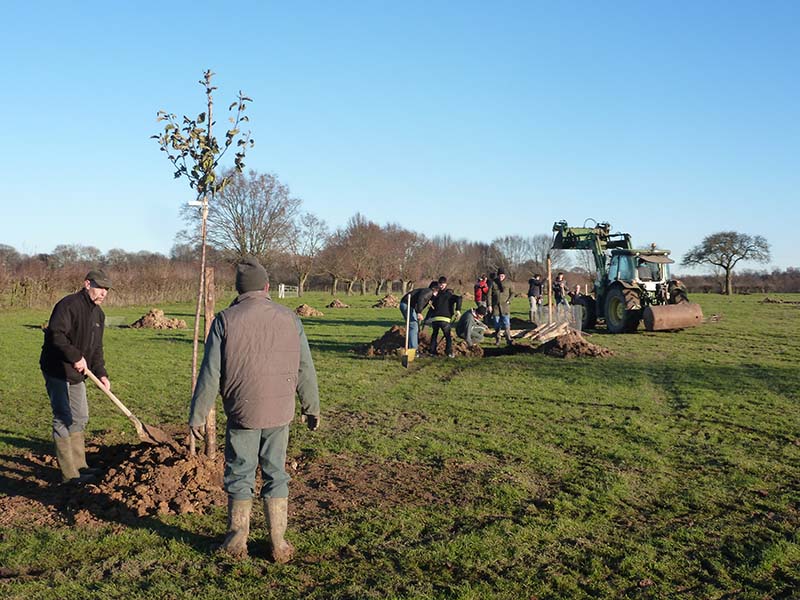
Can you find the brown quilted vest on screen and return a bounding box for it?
[218,291,301,428]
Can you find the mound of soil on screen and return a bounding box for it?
[373,294,400,308]
[130,309,187,330]
[536,330,614,359]
[295,304,324,317]
[360,325,406,356]
[762,297,800,305]
[0,433,506,530]
[358,325,483,357]
[326,298,350,308]
[94,442,225,517]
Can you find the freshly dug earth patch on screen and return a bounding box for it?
[130,308,187,329]
[372,294,399,308]
[326,298,350,308]
[0,437,225,526]
[296,304,324,317]
[536,330,614,358]
[762,297,800,305]
[0,437,502,529]
[358,325,483,357]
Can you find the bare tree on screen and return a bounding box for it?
[317,229,350,295]
[181,169,302,268]
[340,214,381,295]
[287,212,329,295]
[682,231,771,295]
[490,235,534,280]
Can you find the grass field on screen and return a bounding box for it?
[1,291,798,599]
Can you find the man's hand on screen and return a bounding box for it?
[301,414,320,431]
[189,424,206,440]
[73,357,87,373]
[99,376,111,391]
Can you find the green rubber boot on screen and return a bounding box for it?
[265,497,295,564]
[69,431,101,476]
[54,436,81,482]
[218,498,251,559]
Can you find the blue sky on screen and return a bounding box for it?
[2,1,798,271]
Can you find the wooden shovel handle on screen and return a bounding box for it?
[84,368,134,418]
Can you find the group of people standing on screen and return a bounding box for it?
[400,269,582,356]
[399,269,519,355]
[526,271,572,321]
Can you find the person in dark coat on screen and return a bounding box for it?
[527,274,543,322]
[488,269,514,345]
[399,281,439,350]
[40,270,113,483]
[428,276,462,357]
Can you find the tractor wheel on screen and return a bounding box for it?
[670,290,689,304]
[604,287,642,333]
[572,296,597,330]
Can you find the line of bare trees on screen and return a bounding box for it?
[4,169,797,308]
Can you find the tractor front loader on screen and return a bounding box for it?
[551,220,703,333]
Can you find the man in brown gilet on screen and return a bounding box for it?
[189,257,320,562]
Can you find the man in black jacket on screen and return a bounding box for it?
[40,270,112,483]
[400,281,439,351]
[428,276,462,357]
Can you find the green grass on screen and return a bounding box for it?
[1,292,799,599]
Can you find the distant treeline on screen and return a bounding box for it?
[1,241,796,309]
[678,269,800,295]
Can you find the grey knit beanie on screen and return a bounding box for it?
[235,256,269,293]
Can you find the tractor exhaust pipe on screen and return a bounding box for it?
[643,302,704,331]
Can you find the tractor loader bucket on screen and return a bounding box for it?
[643,302,704,331]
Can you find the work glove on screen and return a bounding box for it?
[189,424,206,440]
[301,413,320,431]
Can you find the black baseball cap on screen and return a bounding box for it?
[85,270,113,289]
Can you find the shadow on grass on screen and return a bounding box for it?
[0,431,52,454]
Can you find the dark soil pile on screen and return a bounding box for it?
[360,325,406,356]
[0,435,504,530]
[295,304,324,317]
[91,442,226,517]
[326,298,350,308]
[536,330,614,359]
[373,294,400,308]
[358,325,483,357]
[130,309,187,330]
[762,297,800,305]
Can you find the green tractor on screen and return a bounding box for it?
[551,220,703,333]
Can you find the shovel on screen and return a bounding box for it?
[84,368,172,445]
[402,301,416,368]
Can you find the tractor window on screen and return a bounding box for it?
[637,260,660,282]
[616,256,635,280]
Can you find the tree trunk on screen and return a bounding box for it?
[347,280,355,295]
[375,279,385,295]
[299,272,308,296]
[331,275,339,295]
[725,268,733,295]
[360,278,367,295]
[204,266,216,459]
[189,200,209,456]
